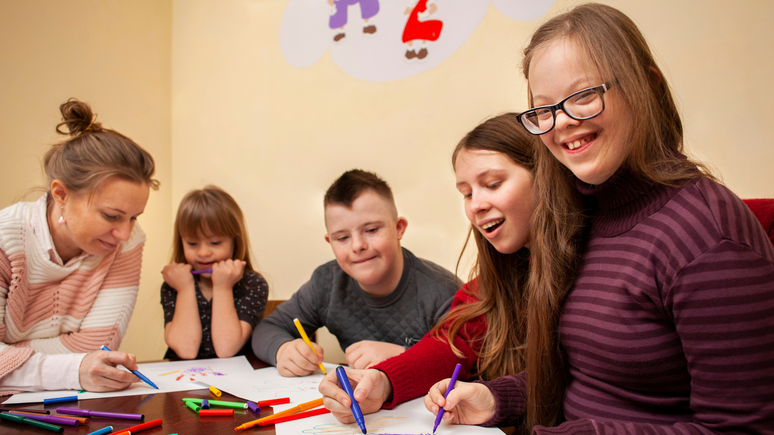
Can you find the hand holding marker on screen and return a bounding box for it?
[432,363,462,434]
[294,318,327,374]
[100,346,158,389]
[336,366,367,434]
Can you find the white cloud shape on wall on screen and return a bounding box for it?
[276,0,555,82]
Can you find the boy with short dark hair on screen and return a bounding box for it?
[252,169,458,376]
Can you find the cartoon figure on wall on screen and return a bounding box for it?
[403,0,442,62]
[277,0,556,82]
[329,0,380,43]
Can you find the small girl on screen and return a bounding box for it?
[161,186,268,360]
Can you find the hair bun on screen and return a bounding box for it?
[56,98,102,136]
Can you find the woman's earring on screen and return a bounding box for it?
[58,206,66,225]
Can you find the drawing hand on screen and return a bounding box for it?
[424,379,496,426]
[211,259,245,289]
[276,339,324,377]
[162,263,194,291]
[345,340,404,369]
[79,350,141,392]
[320,368,392,423]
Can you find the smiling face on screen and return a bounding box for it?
[182,231,235,277]
[529,38,632,185]
[324,189,407,297]
[53,177,150,259]
[455,148,535,254]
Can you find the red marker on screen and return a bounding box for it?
[199,409,234,416]
[111,418,162,435]
[255,398,290,407]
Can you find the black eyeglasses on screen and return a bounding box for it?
[517,80,616,135]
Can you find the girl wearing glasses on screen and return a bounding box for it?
[425,3,774,434]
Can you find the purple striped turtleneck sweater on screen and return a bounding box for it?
[480,171,774,434]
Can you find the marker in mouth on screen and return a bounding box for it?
[482,219,504,233]
[565,133,597,150]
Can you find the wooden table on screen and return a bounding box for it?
[0,353,278,435]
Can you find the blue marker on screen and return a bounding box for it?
[336,366,366,434]
[85,426,113,435]
[42,395,77,405]
[100,345,159,389]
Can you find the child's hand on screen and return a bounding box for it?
[162,263,194,291]
[319,368,392,423]
[345,340,405,369]
[276,339,324,377]
[424,379,496,426]
[211,259,246,289]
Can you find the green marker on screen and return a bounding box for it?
[184,400,201,413]
[182,398,247,409]
[0,412,64,433]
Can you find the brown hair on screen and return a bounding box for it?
[521,3,715,428]
[44,98,159,198]
[324,169,397,217]
[170,185,256,274]
[431,113,538,382]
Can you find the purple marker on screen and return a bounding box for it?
[247,401,261,414]
[432,363,462,434]
[57,408,144,421]
[11,412,80,426]
[191,268,212,275]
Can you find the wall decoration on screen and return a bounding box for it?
[276,0,555,81]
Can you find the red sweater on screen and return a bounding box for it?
[373,280,487,408]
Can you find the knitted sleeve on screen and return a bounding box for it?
[0,247,35,384]
[374,282,486,409]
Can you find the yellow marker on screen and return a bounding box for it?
[293,318,326,374]
[159,370,179,376]
[209,385,222,397]
[235,397,324,431]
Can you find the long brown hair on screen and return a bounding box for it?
[171,185,257,274]
[431,113,538,381]
[44,98,159,198]
[521,3,715,429]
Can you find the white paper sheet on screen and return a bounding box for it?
[196,362,337,405]
[275,397,501,435]
[3,355,255,404]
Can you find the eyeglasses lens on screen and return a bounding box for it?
[521,87,605,135]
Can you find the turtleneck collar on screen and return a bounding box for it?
[575,167,690,237]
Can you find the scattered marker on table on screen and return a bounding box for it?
[57,408,144,421]
[432,363,463,434]
[85,425,113,435]
[182,398,247,409]
[0,412,64,433]
[200,409,234,416]
[209,386,222,397]
[10,413,80,426]
[201,399,210,409]
[186,401,202,413]
[247,401,261,414]
[100,345,159,390]
[0,407,49,414]
[111,418,162,435]
[43,395,78,405]
[255,398,290,407]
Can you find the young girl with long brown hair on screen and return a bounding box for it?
[425,4,774,434]
[319,112,540,421]
[161,186,268,360]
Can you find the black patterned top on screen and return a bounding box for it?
[161,271,268,359]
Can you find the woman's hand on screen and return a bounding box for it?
[211,259,245,289]
[79,350,140,392]
[162,263,194,291]
[320,368,393,423]
[424,379,496,426]
[345,341,404,369]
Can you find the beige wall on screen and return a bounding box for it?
[1,0,772,363]
[0,1,172,361]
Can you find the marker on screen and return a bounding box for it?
[255,398,290,407]
[201,399,210,409]
[110,418,162,434]
[57,407,144,421]
[0,412,63,433]
[336,366,366,434]
[0,407,49,414]
[42,395,77,405]
[234,398,323,431]
[293,318,326,374]
[100,346,159,389]
[247,401,261,414]
[191,268,212,274]
[85,425,113,435]
[185,401,202,413]
[199,409,234,416]
[253,407,330,427]
[11,412,89,424]
[432,363,463,434]
[182,398,247,409]
[8,412,79,426]
[209,386,222,397]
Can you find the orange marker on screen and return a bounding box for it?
[234,398,324,431]
[255,407,330,427]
